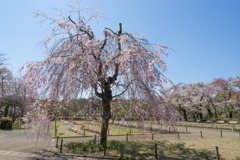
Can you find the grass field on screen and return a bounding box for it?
[62,137,240,159]
[55,120,240,159]
[56,121,96,137]
[82,121,152,135]
[167,137,240,160]
[56,120,153,137]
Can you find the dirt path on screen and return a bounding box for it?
[177,126,239,139]
[0,129,111,160]
[0,129,51,159]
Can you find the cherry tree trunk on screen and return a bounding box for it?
[213,106,218,118]
[207,108,212,118]
[12,106,16,122]
[180,107,187,121]
[100,98,111,146]
[199,113,203,120]
[229,112,233,119]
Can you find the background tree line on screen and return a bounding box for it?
[163,77,240,121]
[1,64,239,123]
[0,66,28,122]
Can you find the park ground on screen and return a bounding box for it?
[0,124,240,160]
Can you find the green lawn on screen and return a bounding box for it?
[61,137,240,159]
[56,120,155,137]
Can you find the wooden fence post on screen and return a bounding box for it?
[186,127,188,132]
[155,143,158,159]
[60,139,63,153]
[83,130,85,136]
[200,131,203,138]
[220,130,222,138]
[216,146,220,160]
[152,133,154,140]
[47,124,49,133]
[56,136,59,148]
[55,120,57,137]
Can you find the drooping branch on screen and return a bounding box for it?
[91,83,103,98]
[107,23,122,85]
[112,80,134,98]
[105,27,117,35]
[100,31,108,53]
[24,3,178,146]
[68,16,94,39]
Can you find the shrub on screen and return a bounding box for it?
[71,143,76,152]
[4,104,9,117]
[58,132,64,135]
[13,119,24,129]
[107,140,124,150]
[98,144,103,151]
[87,139,96,152]
[0,117,13,129]
[90,143,95,152]
[81,143,88,151]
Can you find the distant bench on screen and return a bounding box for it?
[192,120,238,124]
[216,121,225,124]
[228,121,238,124]
[196,120,206,123]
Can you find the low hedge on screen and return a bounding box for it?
[0,117,13,129]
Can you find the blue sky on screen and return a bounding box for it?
[0,0,239,85]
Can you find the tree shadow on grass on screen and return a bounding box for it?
[60,139,220,160]
[116,141,218,160]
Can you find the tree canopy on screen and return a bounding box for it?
[23,2,179,145]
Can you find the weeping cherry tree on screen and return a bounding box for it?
[23,2,178,145]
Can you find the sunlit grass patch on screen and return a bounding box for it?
[56,121,95,137]
[61,138,223,159]
[57,120,155,137]
[166,137,240,160]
